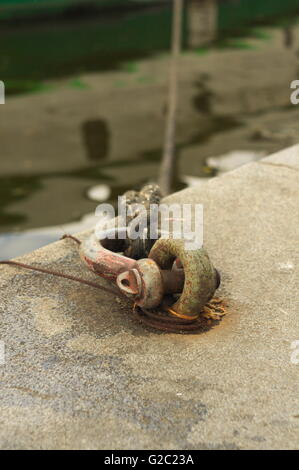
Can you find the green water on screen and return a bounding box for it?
[0,6,175,95]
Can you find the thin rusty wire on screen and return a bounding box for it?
[132,307,203,333]
[0,260,123,298]
[132,302,206,333]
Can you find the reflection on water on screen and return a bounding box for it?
[0,212,99,259]
[1,7,299,258]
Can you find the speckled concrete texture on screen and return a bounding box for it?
[0,146,298,449]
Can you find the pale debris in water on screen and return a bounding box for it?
[182,175,210,188]
[87,184,111,202]
[207,150,265,174]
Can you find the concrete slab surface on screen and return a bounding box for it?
[0,145,298,449]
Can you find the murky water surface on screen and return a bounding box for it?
[0,6,298,258]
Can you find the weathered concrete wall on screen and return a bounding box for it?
[0,145,298,449]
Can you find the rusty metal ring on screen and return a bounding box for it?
[149,238,219,318]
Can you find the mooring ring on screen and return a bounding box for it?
[148,238,219,318]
